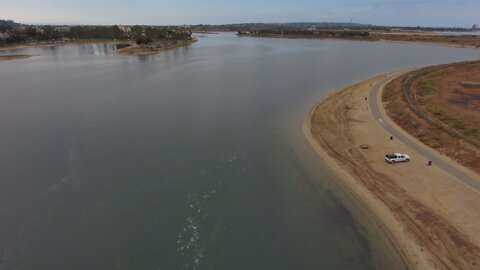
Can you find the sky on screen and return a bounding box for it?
[0,0,478,27]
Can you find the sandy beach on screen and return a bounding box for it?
[303,73,480,269]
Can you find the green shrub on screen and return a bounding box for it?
[464,128,480,137]
[416,78,436,96]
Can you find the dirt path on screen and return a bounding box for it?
[304,73,480,269]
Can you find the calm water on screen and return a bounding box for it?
[0,33,479,270]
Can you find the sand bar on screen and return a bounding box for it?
[0,54,32,61]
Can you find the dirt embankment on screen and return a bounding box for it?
[304,74,480,269]
[383,61,480,175]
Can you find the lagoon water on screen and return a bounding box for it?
[0,33,479,270]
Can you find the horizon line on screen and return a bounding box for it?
[1,19,476,29]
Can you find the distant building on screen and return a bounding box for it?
[118,25,131,33]
[0,32,10,39]
[473,24,479,31]
[54,26,71,32]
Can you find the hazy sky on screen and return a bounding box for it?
[0,0,478,27]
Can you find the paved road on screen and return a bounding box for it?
[369,76,480,192]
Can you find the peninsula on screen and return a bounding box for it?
[0,54,32,61]
[304,68,480,269]
[232,23,480,50]
[0,20,195,55]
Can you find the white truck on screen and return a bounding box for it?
[384,153,410,164]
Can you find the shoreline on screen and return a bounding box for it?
[3,33,479,54]
[0,38,197,56]
[303,72,480,269]
[0,39,127,52]
[302,74,418,270]
[240,34,480,51]
[114,38,197,56]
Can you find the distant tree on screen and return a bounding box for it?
[111,25,124,39]
[135,34,152,45]
[4,34,25,44]
[36,26,61,41]
[131,25,143,37]
[0,20,19,29]
[157,30,167,39]
[25,27,37,38]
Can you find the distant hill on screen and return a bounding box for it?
[190,22,473,33]
[0,19,474,33]
[0,20,21,29]
[191,22,372,32]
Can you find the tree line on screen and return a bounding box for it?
[0,24,192,46]
[238,29,370,38]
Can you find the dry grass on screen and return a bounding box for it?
[383,61,480,174]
